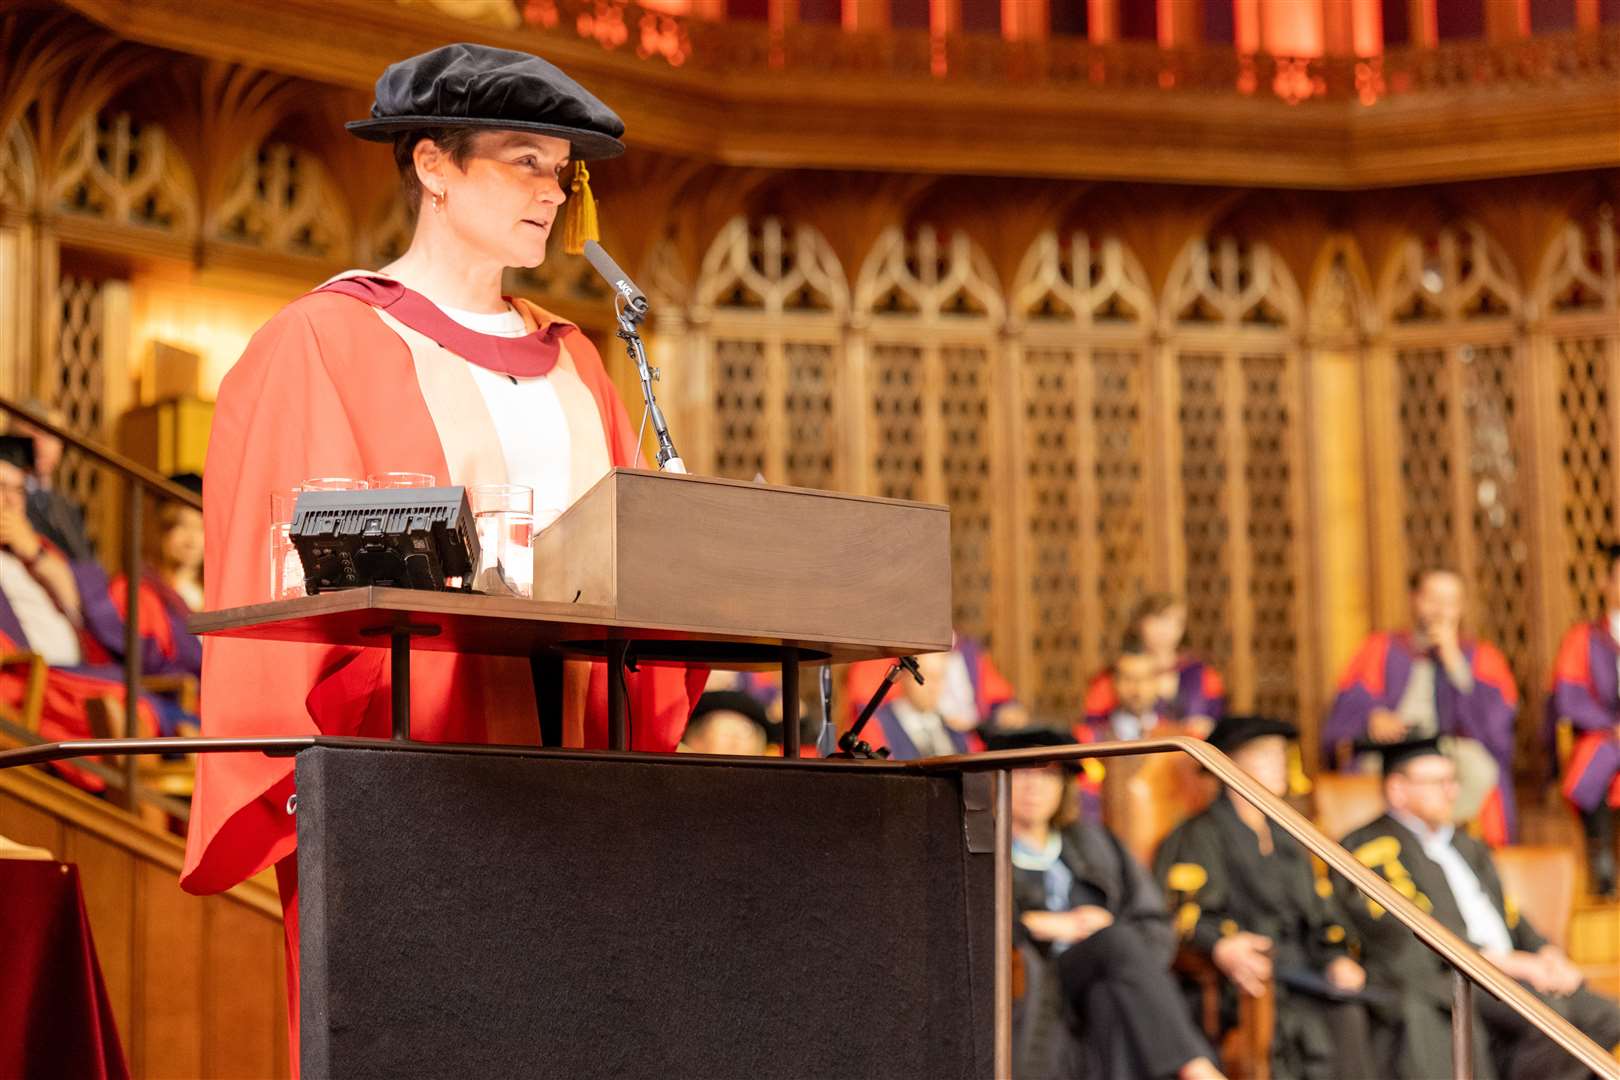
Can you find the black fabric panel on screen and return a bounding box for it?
[296,746,993,1079]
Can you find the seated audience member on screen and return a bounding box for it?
[1083,594,1225,737]
[10,403,94,563]
[678,690,770,756]
[1338,738,1620,1080]
[0,437,167,785]
[80,474,203,680]
[1156,715,1375,1079]
[1546,541,1620,897]
[1075,636,1215,821]
[1077,635,1173,742]
[845,631,1025,742]
[873,651,983,760]
[1324,567,1519,844]
[994,728,1224,1080]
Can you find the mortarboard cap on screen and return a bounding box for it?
[1364,735,1446,777]
[168,472,203,496]
[1207,714,1297,757]
[346,43,626,161]
[982,727,1084,772]
[0,435,36,472]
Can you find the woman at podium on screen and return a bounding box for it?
[180,43,703,1065]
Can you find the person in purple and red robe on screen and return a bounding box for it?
[1324,567,1519,846]
[845,631,1024,755]
[872,650,989,760]
[0,436,168,790]
[1082,594,1225,738]
[75,474,204,739]
[1545,542,1620,896]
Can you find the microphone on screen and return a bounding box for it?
[583,240,648,317]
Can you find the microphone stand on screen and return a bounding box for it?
[831,656,923,759]
[616,299,686,474]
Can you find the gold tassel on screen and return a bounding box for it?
[562,160,599,256]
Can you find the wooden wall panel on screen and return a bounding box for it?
[136,859,207,1078]
[0,767,286,1080]
[203,898,284,1077]
[63,828,139,1055]
[0,787,68,852]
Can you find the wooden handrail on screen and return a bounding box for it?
[913,737,1620,1080]
[0,399,202,509]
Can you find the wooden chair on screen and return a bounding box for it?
[1312,772,1385,841]
[1493,845,1577,952]
[87,675,200,832]
[0,650,49,737]
[1174,948,1276,1080]
[1100,741,1218,867]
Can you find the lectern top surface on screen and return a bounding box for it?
[190,588,936,665]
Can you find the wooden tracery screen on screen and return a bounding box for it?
[1381,223,1542,754]
[1010,231,1155,715]
[1163,237,1310,722]
[1541,205,1620,629]
[694,216,849,490]
[855,225,1005,654]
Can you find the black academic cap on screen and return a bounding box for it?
[346,43,626,160]
[1365,735,1446,777]
[169,472,203,496]
[687,690,770,735]
[982,727,1083,771]
[0,434,36,471]
[1207,714,1297,757]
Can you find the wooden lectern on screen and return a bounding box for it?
[194,471,989,1079]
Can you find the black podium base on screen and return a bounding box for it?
[296,746,993,1078]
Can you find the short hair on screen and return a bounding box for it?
[1408,566,1461,593]
[1116,631,1153,661]
[1126,592,1182,633]
[392,128,482,213]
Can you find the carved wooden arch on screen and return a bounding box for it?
[1161,233,1304,336]
[695,215,850,319]
[50,109,201,240]
[853,224,1005,325]
[1011,229,1156,329]
[208,136,353,261]
[1376,219,1523,327]
[1305,234,1377,343]
[0,117,37,210]
[1534,201,1618,318]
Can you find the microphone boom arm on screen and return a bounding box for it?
[617,305,685,474]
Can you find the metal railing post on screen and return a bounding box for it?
[993,768,1012,1080]
[1452,969,1475,1080]
[119,474,141,811]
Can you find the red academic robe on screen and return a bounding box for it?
[183,281,702,894]
[1547,620,1620,812]
[184,279,703,1066]
[0,553,166,790]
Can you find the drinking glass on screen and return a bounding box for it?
[475,511,536,597]
[469,483,532,515]
[268,521,304,600]
[367,471,437,490]
[302,477,368,492]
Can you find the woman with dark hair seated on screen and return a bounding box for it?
[990,729,1224,1080]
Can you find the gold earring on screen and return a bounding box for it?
[432,190,445,212]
